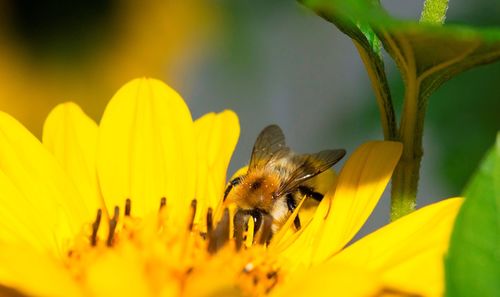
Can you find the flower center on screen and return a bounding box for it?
[65,198,282,296]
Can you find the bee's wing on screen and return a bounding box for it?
[276,149,346,196]
[249,125,290,169]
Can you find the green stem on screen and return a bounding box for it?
[353,41,398,140]
[390,73,427,221]
[420,0,449,24]
[389,0,448,221]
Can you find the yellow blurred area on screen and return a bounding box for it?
[0,0,216,136]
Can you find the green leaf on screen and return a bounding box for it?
[445,133,500,297]
[376,21,500,100]
[300,0,397,139]
[303,0,500,100]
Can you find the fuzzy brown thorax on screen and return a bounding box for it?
[226,168,281,213]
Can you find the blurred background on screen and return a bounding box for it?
[0,0,498,233]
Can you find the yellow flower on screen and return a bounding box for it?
[0,78,462,297]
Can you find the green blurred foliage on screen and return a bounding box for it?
[445,134,500,297]
[428,63,500,191]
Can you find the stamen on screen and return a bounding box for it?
[107,206,119,247]
[206,208,213,236]
[208,208,230,254]
[91,209,102,246]
[159,197,166,210]
[189,199,197,231]
[124,198,131,216]
[265,276,279,294]
[266,271,277,279]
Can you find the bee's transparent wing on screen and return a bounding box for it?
[276,149,346,196]
[249,125,290,169]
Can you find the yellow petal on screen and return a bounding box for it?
[330,198,464,297]
[0,244,83,297]
[43,102,105,218]
[193,110,239,224]
[277,141,402,269]
[97,78,195,223]
[311,141,402,264]
[85,244,155,297]
[0,111,88,254]
[271,262,382,297]
[0,170,52,251]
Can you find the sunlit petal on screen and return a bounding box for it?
[0,111,89,254]
[85,244,156,297]
[0,170,52,251]
[311,141,402,263]
[0,245,83,297]
[97,78,195,223]
[330,198,464,297]
[194,110,239,222]
[43,102,105,217]
[271,262,382,297]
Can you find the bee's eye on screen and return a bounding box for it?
[249,178,264,191]
[249,181,260,190]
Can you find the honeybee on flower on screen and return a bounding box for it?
[224,125,345,236]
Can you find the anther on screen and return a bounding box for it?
[124,198,131,216]
[266,271,277,279]
[107,206,119,247]
[91,209,102,246]
[266,271,279,293]
[159,197,167,210]
[208,208,230,254]
[206,208,213,236]
[189,199,197,231]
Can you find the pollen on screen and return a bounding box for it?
[64,197,282,296]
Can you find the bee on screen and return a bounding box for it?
[223,125,346,237]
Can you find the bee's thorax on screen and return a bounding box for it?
[229,169,281,212]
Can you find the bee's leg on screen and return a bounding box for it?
[286,194,301,230]
[298,185,324,202]
[223,176,244,201]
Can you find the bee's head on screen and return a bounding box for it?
[227,172,279,212]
